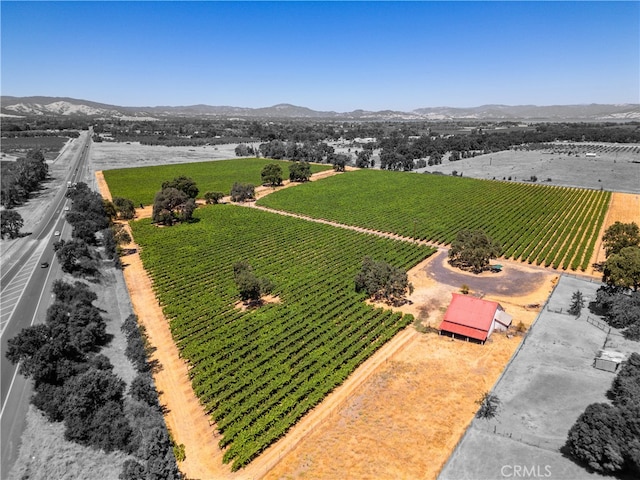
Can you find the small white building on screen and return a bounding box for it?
[594,350,625,372]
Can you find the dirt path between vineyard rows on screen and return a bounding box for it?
[95,170,630,479]
[96,169,437,479]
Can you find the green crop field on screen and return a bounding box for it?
[102,158,332,206]
[257,169,611,271]
[130,205,434,470]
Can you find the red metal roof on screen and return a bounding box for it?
[439,320,489,342]
[439,293,501,342]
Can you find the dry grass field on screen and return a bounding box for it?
[439,275,639,480]
[89,141,244,171]
[263,256,558,480]
[419,144,640,194]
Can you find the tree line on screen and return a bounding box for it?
[1,149,49,209]
[5,181,179,478]
[6,281,179,479]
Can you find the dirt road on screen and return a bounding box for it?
[95,167,614,480]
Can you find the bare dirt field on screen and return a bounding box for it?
[89,141,244,171]
[418,144,640,194]
[439,275,639,480]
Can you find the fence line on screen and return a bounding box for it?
[474,422,559,453]
[586,315,611,334]
[437,277,562,478]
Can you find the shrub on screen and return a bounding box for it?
[475,392,500,419]
[204,191,225,204]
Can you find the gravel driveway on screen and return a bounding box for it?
[422,251,551,298]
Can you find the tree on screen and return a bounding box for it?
[355,150,372,168]
[103,199,118,221]
[448,229,502,274]
[113,197,136,219]
[233,261,274,304]
[289,162,312,182]
[120,459,146,480]
[603,246,640,291]
[261,163,283,187]
[152,188,194,225]
[235,144,251,157]
[568,290,585,316]
[204,191,225,204]
[62,368,132,452]
[230,182,255,202]
[129,373,160,408]
[54,239,99,276]
[161,176,198,199]
[331,153,349,172]
[565,403,628,474]
[354,257,413,306]
[593,288,640,340]
[602,222,640,258]
[52,279,97,307]
[608,353,640,407]
[1,209,24,239]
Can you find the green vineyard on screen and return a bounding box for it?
[130,205,435,470]
[258,169,611,271]
[103,158,332,206]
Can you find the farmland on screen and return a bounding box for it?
[102,157,332,205]
[419,146,640,194]
[0,135,73,160]
[258,169,611,271]
[130,205,434,470]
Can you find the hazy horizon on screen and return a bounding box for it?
[2,1,639,111]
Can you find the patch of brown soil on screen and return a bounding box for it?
[234,294,281,311]
[589,192,640,275]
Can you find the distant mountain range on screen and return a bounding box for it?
[1,95,639,121]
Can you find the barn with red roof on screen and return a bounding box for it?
[439,293,512,343]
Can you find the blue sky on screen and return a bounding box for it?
[2,1,638,111]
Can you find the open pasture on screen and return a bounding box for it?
[420,144,640,194]
[0,136,72,159]
[102,157,332,205]
[258,169,611,271]
[130,205,434,471]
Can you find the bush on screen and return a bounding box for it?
[475,392,500,419]
[204,191,225,204]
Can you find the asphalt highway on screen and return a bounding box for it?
[0,130,92,478]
